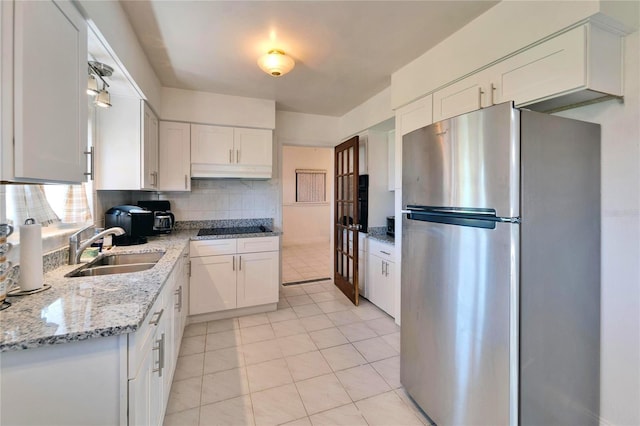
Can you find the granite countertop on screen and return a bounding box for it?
[367,227,395,245]
[0,223,281,353]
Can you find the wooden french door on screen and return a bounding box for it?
[334,136,359,305]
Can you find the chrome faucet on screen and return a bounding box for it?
[69,226,126,265]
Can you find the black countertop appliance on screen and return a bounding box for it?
[137,200,175,234]
[105,205,154,245]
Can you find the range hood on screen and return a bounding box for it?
[191,163,272,179]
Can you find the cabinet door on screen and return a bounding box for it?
[432,71,490,122]
[496,25,585,107]
[13,0,87,183]
[182,252,190,327]
[358,249,367,298]
[367,254,395,317]
[128,344,152,426]
[141,102,159,190]
[151,323,167,425]
[95,95,141,190]
[234,128,272,167]
[190,254,236,315]
[379,260,395,317]
[191,124,234,165]
[236,251,279,308]
[159,121,191,191]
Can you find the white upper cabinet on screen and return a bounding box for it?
[432,68,493,122]
[191,124,273,179]
[499,23,623,112]
[141,102,159,190]
[433,22,623,122]
[190,124,234,166]
[1,0,87,183]
[95,97,159,191]
[234,127,273,168]
[159,121,191,191]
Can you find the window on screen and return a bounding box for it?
[295,169,326,203]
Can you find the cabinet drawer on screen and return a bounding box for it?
[128,290,165,379]
[368,239,395,262]
[191,239,237,257]
[237,236,279,254]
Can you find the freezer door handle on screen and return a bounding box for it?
[403,205,520,229]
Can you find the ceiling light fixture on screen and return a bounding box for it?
[88,61,114,108]
[94,88,112,108]
[87,74,99,96]
[257,49,295,77]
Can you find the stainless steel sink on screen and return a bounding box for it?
[68,263,156,277]
[65,251,165,278]
[87,252,165,267]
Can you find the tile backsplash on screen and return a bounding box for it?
[97,179,281,226]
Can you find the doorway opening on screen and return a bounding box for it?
[281,146,334,284]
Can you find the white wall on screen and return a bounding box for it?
[76,0,162,110]
[340,87,393,139]
[276,111,340,147]
[282,146,333,246]
[160,87,275,129]
[554,30,640,426]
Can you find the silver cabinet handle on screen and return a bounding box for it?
[229,149,233,164]
[478,87,484,108]
[381,260,384,275]
[236,149,240,163]
[175,287,182,311]
[149,308,164,326]
[150,171,157,187]
[232,256,235,271]
[187,260,191,277]
[83,146,94,180]
[490,83,496,105]
[184,174,188,189]
[239,255,242,271]
[380,250,390,256]
[152,332,165,376]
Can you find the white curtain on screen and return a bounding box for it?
[6,185,61,226]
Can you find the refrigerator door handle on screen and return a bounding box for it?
[403,206,520,229]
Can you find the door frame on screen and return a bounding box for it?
[280,144,336,283]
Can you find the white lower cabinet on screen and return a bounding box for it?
[128,246,189,425]
[237,251,279,307]
[0,247,190,426]
[367,239,396,317]
[190,237,279,315]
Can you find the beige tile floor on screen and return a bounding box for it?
[164,280,432,426]
[282,242,331,284]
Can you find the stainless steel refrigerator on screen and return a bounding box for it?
[400,102,600,426]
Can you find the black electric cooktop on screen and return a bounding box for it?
[197,225,271,237]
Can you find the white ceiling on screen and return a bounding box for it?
[119,1,499,116]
